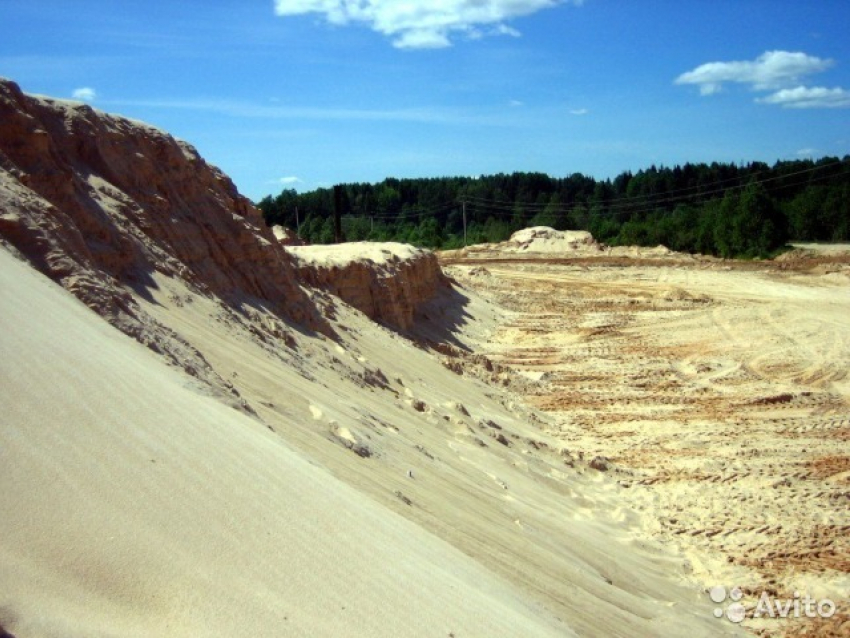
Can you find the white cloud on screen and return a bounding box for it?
[696,83,722,96]
[492,24,521,38]
[393,28,451,49]
[758,85,850,109]
[796,148,818,157]
[107,97,508,125]
[675,50,850,109]
[675,50,833,93]
[72,87,96,101]
[569,108,588,115]
[273,0,582,49]
[276,176,303,185]
[509,99,524,107]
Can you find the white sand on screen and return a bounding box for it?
[509,227,598,252]
[790,242,850,255]
[0,247,572,637]
[0,241,746,636]
[287,241,426,268]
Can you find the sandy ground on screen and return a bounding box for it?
[4,84,840,636]
[0,240,750,637]
[790,243,850,256]
[287,241,426,267]
[0,247,583,638]
[443,250,850,637]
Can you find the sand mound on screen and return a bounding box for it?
[440,229,705,265]
[272,224,307,246]
[0,77,333,410]
[508,226,599,252]
[439,227,604,260]
[288,242,449,330]
[0,79,314,324]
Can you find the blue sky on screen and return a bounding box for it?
[3,1,850,201]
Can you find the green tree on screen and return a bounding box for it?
[713,190,739,257]
[733,181,785,256]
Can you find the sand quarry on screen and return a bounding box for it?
[1,82,848,637]
[4,232,848,638]
[442,230,850,636]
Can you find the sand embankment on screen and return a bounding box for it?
[0,247,575,638]
[288,242,449,331]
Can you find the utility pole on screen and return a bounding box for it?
[295,205,300,236]
[462,199,467,247]
[333,185,343,244]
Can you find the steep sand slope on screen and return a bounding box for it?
[126,260,740,638]
[0,77,323,414]
[0,247,571,638]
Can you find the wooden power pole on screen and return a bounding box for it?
[463,199,467,247]
[333,185,343,244]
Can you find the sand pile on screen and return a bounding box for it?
[272,224,307,246]
[441,226,603,260]
[0,248,572,638]
[0,81,747,637]
[440,228,700,265]
[508,226,600,253]
[0,77,327,411]
[0,79,313,322]
[288,242,449,330]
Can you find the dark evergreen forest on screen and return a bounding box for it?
[257,157,850,258]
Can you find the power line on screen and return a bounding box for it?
[458,159,847,214]
[267,158,847,226]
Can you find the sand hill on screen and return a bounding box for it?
[1,78,753,637]
[288,242,449,330]
[441,226,684,261]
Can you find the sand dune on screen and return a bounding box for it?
[0,247,577,637]
[0,237,749,637]
[124,260,739,637]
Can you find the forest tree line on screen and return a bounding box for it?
[257,157,850,258]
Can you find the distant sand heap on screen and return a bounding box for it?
[442,226,604,259]
[442,227,689,262]
[508,226,600,253]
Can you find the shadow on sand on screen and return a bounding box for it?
[408,282,475,351]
